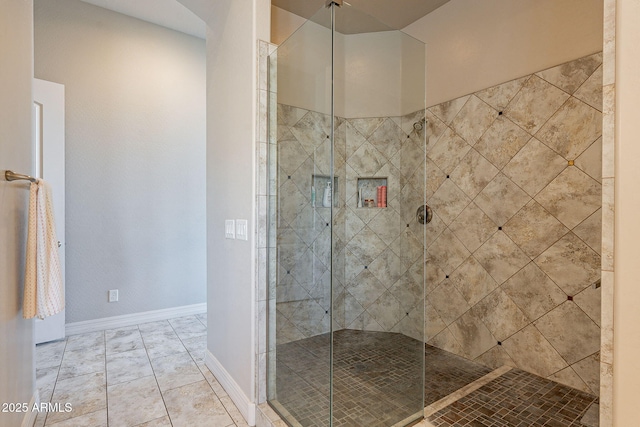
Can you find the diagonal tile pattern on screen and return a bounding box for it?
[275,106,428,344]
[422,53,603,395]
[34,314,247,427]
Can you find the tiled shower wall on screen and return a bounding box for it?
[424,53,603,396]
[275,106,427,344]
[274,107,344,344]
[340,111,426,341]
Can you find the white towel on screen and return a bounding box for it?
[23,180,64,319]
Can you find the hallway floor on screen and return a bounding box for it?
[35,313,249,427]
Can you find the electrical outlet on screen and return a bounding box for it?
[108,289,119,302]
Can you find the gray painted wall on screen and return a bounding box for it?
[0,1,36,426]
[204,0,259,400]
[34,0,207,323]
[182,0,269,403]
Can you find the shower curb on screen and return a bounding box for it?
[423,365,513,418]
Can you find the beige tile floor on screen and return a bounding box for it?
[35,314,249,427]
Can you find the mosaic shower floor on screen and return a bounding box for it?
[273,330,598,427]
[427,368,598,427]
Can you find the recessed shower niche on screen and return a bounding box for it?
[356,177,388,208]
[312,174,339,208]
[266,2,427,426]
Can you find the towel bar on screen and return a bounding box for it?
[4,170,37,183]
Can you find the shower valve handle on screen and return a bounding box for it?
[416,205,432,225]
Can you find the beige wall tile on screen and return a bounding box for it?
[534,233,601,296]
[503,199,569,258]
[451,95,498,145]
[502,325,567,377]
[502,262,567,322]
[475,174,530,226]
[449,202,498,253]
[474,345,516,370]
[471,289,529,342]
[449,311,496,359]
[536,97,602,160]
[574,65,604,111]
[369,118,404,160]
[449,256,498,306]
[474,76,528,111]
[572,352,601,395]
[548,366,591,393]
[536,53,602,94]
[535,167,601,229]
[428,95,470,125]
[575,137,603,183]
[534,302,601,364]
[428,178,471,225]
[504,75,570,135]
[429,281,470,326]
[474,232,530,284]
[425,229,470,276]
[474,116,531,169]
[502,138,567,197]
[366,291,402,330]
[574,284,602,327]
[450,149,499,199]
[427,127,471,174]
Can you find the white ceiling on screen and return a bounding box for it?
[79,0,206,39]
[272,0,451,34]
[79,0,451,39]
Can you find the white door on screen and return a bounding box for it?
[34,78,66,344]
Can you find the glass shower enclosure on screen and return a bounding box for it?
[267,2,427,426]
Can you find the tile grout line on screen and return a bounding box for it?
[423,365,512,418]
[102,332,110,427]
[141,321,175,427]
[41,338,67,427]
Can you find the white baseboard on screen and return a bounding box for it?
[205,350,256,426]
[21,390,39,427]
[65,303,207,335]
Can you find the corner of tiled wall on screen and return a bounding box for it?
[599,0,616,425]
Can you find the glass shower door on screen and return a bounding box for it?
[267,3,426,426]
[331,9,426,426]
[267,5,335,426]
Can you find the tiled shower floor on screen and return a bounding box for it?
[274,330,598,427]
[427,368,598,427]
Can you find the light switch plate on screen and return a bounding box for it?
[236,219,248,241]
[225,220,235,239]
